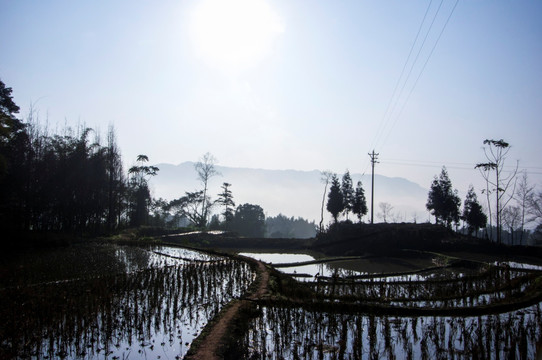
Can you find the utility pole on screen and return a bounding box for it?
[368,150,379,224]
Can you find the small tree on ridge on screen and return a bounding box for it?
[327,174,344,224]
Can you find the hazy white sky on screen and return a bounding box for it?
[1,0,541,194]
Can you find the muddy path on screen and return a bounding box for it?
[185,261,269,360]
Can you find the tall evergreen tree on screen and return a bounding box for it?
[327,174,344,224]
[217,182,235,225]
[462,185,487,237]
[0,79,22,152]
[352,181,368,223]
[105,126,125,230]
[426,167,461,228]
[341,170,354,219]
[128,155,159,227]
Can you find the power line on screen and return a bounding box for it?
[379,158,542,175]
[370,0,435,153]
[374,0,446,152]
[364,1,459,179]
[362,1,437,177]
[380,0,460,151]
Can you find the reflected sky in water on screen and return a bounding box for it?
[0,244,254,359]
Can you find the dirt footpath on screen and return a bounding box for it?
[185,261,269,360]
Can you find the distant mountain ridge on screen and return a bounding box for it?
[150,162,430,224]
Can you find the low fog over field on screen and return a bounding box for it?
[152,162,429,224]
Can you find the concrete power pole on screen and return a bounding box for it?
[368,150,379,224]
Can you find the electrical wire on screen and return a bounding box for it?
[379,157,542,175]
[363,0,460,176]
[373,0,446,152]
[362,1,436,176]
[369,0,435,153]
[379,0,460,151]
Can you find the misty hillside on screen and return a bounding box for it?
[151,162,430,224]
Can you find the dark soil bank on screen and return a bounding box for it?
[313,223,542,259]
[163,223,542,262]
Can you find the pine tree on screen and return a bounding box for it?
[426,167,461,228]
[218,182,235,224]
[352,181,368,223]
[341,170,354,219]
[462,185,487,237]
[327,174,344,224]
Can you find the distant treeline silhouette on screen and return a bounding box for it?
[0,79,157,236]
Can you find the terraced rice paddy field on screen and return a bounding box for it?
[238,251,542,359]
[1,241,541,359]
[0,243,255,359]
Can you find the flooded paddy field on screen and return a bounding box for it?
[240,303,542,359]
[0,243,256,359]
[235,250,542,359]
[2,242,541,359]
[239,251,438,280]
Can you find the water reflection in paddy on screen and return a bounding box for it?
[241,303,542,359]
[239,252,315,264]
[239,252,365,278]
[0,244,255,360]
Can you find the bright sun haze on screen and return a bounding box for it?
[190,0,284,69]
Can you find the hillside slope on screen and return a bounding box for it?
[151,162,429,223]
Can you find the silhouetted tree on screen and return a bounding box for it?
[327,174,344,224]
[148,198,169,227]
[341,170,354,220]
[217,182,235,225]
[531,224,542,245]
[515,171,534,245]
[352,181,368,223]
[502,205,521,245]
[128,155,159,227]
[0,80,24,176]
[231,203,265,237]
[475,139,518,243]
[0,80,29,231]
[527,190,542,228]
[105,126,125,230]
[462,185,487,237]
[0,80,136,235]
[265,214,316,238]
[319,170,332,233]
[194,152,220,227]
[426,167,461,228]
[168,191,205,227]
[208,214,221,230]
[378,202,393,223]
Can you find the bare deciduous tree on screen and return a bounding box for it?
[502,205,521,245]
[528,190,542,226]
[475,139,518,243]
[378,202,393,223]
[194,152,221,227]
[514,171,535,245]
[319,170,332,232]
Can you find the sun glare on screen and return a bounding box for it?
[190,0,284,69]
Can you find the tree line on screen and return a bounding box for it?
[0,79,166,235]
[321,139,542,246]
[151,153,316,238]
[1,79,316,240]
[324,170,368,226]
[425,139,542,245]
[3,79,541,244]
